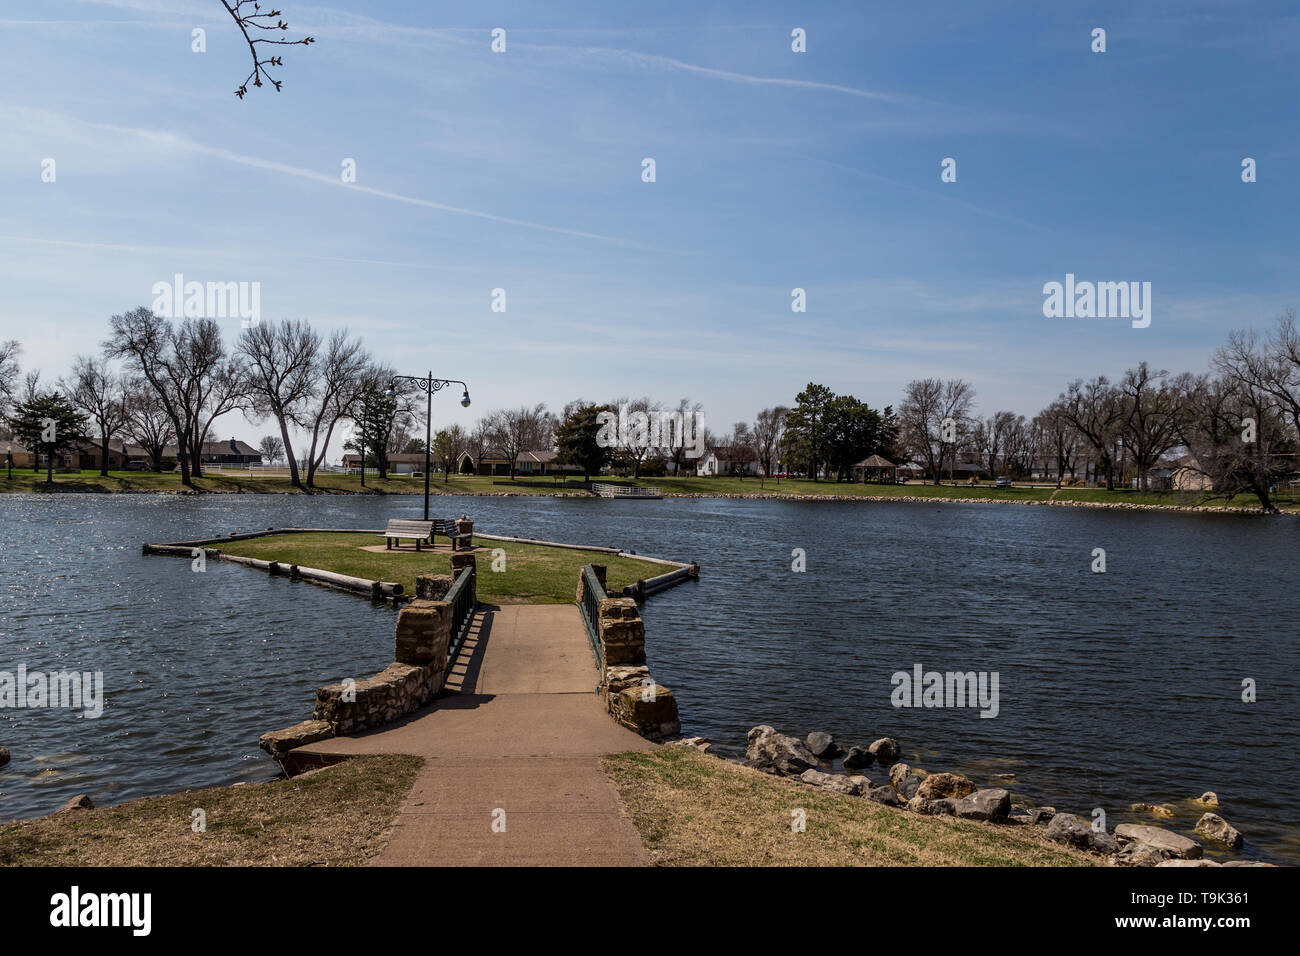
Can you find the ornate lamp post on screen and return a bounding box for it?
[386,374,471,520]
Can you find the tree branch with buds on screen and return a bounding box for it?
[219,0,315,99]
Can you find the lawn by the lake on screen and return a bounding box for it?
[2,469,1290,511]
[216,530,671,604]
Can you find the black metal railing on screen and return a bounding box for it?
[446,568,476,665]
[578,564,605,668]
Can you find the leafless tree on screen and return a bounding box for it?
[973,410,1016,477]
[1035,401,1081,482]
[122,378,176,472]
[486,404,552,478]
[105,309,210,487]
[1057,377,1124,489]
[0,340,19,418]
[1117,362,1191,490]
[899,378,975,484]
[1176,373,1293,512]
[302,329,369,487]
[237,319,320,490]
[753,405,788,479]
[220,1,315,98]
[62,356,129,477]
[608,396,663,479]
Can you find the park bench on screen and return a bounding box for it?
[433,517,472,552]
[382,518,436,551]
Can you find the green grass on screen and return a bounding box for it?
[603,747,1098,867]
[0,755,421,866]
[2,469,1290,510]
[216,530,671,604]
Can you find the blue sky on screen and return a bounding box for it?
[1,0,1297,453]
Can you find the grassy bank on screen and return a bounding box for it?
[0,755,420,866]
[216,531,670,604]
[603,748,1098,867]
[2,469,1290,511]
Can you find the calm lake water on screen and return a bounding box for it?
[1,492,1296,863]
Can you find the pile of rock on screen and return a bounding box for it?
[742,726,1013,823]
[720,726,1268,867]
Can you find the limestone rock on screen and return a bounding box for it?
[907,796,955,815]
[259,718,334,757]
[800,769,865,796]
[842,746,874,771]
[865,786,903,807]
[1117,842,1171,867]
[916,772,977,800]
[665,736,712,753]
[953,788,1011,822]
[868,737,901,765]
[1045,813,1093,848]
[393,599,452,666]
[1195,812,1243,849]
[57,794,94,813]
[1026,806,1057,825]
[1131,802,1176,819]
[805,731,841,759]
[1193,791,1220,808]
[609,685,680,740]
[746,726,818,775]
[1157,859,1220,867]
[1115,823,1203,860]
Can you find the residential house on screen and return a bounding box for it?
[696,446,760,477]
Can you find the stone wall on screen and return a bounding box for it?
[593,594,680,741]
[259,592,458,766]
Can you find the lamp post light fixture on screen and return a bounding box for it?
[385,373,471,520]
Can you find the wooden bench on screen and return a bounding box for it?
[383,518,436,551]
[432,518,472,552]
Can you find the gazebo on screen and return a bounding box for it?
[852,454,897,483]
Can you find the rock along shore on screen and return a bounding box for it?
[664,725,1274,867]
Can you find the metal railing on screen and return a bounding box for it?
[445,568,476,665]
[578,564,605,668]
[591,482,663,498]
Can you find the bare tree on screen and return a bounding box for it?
[486,404,552,478]
[1036,401,1081,482]
[1117,362,1191,491]
[753,405,788,480]
[0,340,19,419]
[105,309,204,487]
[899,378,975,484]
[122,378,176,472]
[220,1,315,98]
[258,434,285,464]
[237,319,320,490]
[609,396,662,478]
[302,329,369,487]
[1058,377,1124,489]
[973,411,1016,478]
[184,320,249,478]
[62,356,129,477]
[1176,373,1293,512]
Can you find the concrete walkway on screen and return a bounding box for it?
[294,604,654,866]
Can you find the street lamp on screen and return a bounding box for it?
[386,373,471,520]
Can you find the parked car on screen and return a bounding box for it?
[995,476,1013,487]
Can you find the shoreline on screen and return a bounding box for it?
[0,482,1286,515]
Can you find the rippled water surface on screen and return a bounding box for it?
[1,493,1296,863]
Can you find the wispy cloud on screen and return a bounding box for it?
[19,107,657,248]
